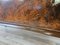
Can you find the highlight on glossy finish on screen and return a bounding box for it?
[0,0,60,30]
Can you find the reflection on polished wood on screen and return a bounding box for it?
[0,0,60,30]
[0,23,60,45]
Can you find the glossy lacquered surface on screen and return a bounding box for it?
[0,0,60,30]
[0,23,60,45]
[0,0,60,38]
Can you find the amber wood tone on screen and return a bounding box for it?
[0,0,60,30]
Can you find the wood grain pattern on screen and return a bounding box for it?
[0,0,60,30]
